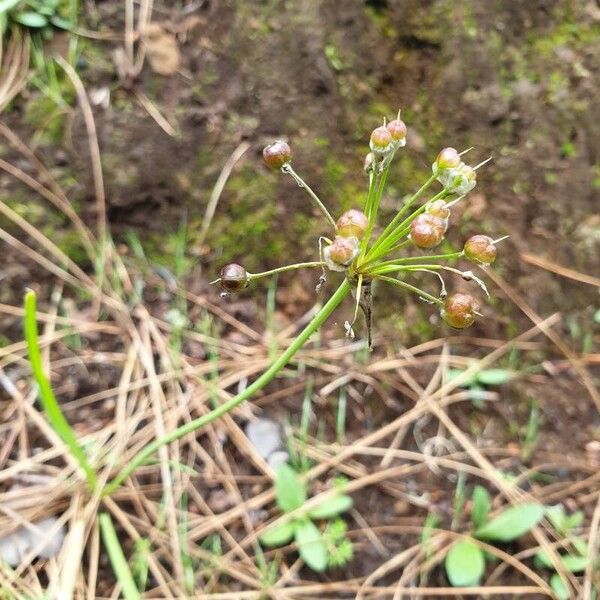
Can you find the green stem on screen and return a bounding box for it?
[367,174,437,259]
[99,513,141,600]
[24,291,98,490]
[104,279,351,495]
[367,187,447,263]
[364,169,376,218]
[376,252,463,269]
[283,165,337,231]
[248,262,325,280]
[377,275,443,306]
[363,164,390,245]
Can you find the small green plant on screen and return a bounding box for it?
[533,504,589,600]
[445,485,545,588]
[0,0,74,32]
[258,463,353,572]
[448,366,513,408]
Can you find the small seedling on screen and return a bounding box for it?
[533,504,589,600]
[0,0,74,33]
[447,366,514,407]
[445,485,545,588]
[259,464,353,572]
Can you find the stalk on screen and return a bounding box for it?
[104,279,351,495]
[366,187,448,263]
[366,174,437,259]
[248,262,325,280]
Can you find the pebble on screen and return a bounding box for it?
[0,516,66,567]
[245,418,286,461]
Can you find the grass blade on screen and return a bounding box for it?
[99,513,141,600]
[24,290,97,490]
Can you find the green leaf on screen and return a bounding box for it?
[534,551,588,573]
[475,504,544,542]
[565,511,584,531]
[0,0,21,13]
[546,505,584,534]
[308,494,353,519]
[447,368,477,387]
[550,573,570,600]
[546,505,566,533]
[275,464,306,513]
[445,539,485,587]
[294,520,328,572]
[471,485,491,529]
[476,368,513,386]
[13,10,47,26]
[572,536,588,557]
[259,521,296,547]
[49,15,73,29]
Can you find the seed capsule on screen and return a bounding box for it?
[219,263,248,292]
[386,119,407,143]
[426,199,451,230]
[324,236,359,271]
[262,141,291,169]
[409,214,446,249]
[369,125,393,154]
[464,235,497,265]
[441,293,480,329]
[436,147,461,170]
[336,209,369,239]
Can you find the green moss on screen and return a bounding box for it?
[24,94,69,144]
[209,165,280,271]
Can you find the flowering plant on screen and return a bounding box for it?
[217,111,503,346]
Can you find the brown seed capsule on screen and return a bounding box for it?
[409,214,446,249]
[326,236,359,267]
[426,199,451,231]
[386,119,407,142]
[219,263,248,292]
[336,209,369,239]
[370,125,393,154]
[262,141,291,170]
[464,234,497,265]
[441,293,480,329]
[436,147,461,170]
[427,199,451,220]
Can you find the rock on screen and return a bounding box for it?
[267,450,290,470]
[0,517,66,567]
[245,418,284,460]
